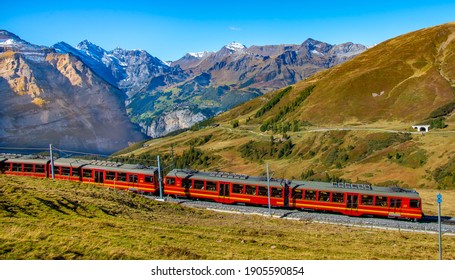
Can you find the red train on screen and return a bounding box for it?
[0,154,159,194]
[0,154,423,221]
[164,169,423,221]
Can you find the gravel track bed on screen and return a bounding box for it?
[149,196,455,234]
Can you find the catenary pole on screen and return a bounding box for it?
[158,155,163,199]
[49,144,55,179]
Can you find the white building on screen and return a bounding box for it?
[412,125,430,132]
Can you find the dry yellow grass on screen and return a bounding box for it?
[1,176,454,260]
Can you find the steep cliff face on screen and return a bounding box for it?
[139,109,206,138]
[0,31,145,154]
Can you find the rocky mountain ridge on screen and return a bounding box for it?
[1,29,368,149]
[131,39,367,137]
[53,37,367,138]
[0,30,145,153]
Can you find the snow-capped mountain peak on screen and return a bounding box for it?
[188,51,212,58]
[225,41,246,51]
[0,30,53,61]
[76,40,107,58]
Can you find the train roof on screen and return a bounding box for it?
[53,158,91,168]
[291,180,421,198]
[2,154,50,165]
[166,169,286,188]
[82,160,158,175]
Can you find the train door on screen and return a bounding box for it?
[346,193,358,216]
[389,197,402,217]
[219,182,230,203]
[128,174,139,192]
[94,170,104,184]
[284,185,290,208]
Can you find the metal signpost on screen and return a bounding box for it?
[437,193,442,260]
[266,163,271,216]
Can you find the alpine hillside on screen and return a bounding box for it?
[0,30,145,154]
[116,22,455,190]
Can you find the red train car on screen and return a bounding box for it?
[289,181,423,221]
[79,160,159,194]
[164,169,287,206]
[1,154,50,178]
[52,158,90,182]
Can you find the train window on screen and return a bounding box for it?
[106,172,116,180]
[246,185,256,195]
[61,167,70,176]
[332,192,344,203]
[194,180,204,189]
[117,173,127,182]
[304,190,316,200]
[166,177,175,186]
[182,179,191,188]
[390,198,402,208]
[318,191,330,202]
[361,195,374,205]
[54,167,62,175]
[128,175,138,183]
[206,181,217,191]
[232,184,244,194]
[83,169,93,178]
[72,169,80,177]
[375,196,388,207]
[292,189,303,199]
[12,163,22,172]
[272,188,282,198]
[410,199,420,208]
[35,165,45,173]
[258,186,268,196]
[24,164,33,172]
[144,176,154,184]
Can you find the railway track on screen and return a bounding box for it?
[149,195,455,235]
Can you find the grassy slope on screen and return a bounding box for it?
[1,175,454,260]
[298,23,455,124]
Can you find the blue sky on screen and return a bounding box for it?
[1,0,454,61]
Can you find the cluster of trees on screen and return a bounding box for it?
[429,117,446,129]
[239,135,294,162]
[432,157,455,189]
[112,145,217,171]
[260,120,311,133]
[259,85,315,132]
[174,146,218,169]
[188,134,213,146]
[254,86,292,118]
[299,169,345,183]
[190,117,215,131]
[425,100,454,130]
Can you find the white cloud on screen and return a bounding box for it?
[228,26,242,31]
